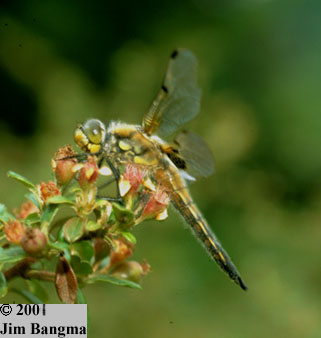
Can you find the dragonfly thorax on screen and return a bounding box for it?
[105,121,166,168]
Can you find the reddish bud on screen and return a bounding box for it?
[140,259,151,274]
[4,220,26,244]
[109,239,133,267]
[21,228,47,255]
[78,156,99,189]
[142,187,170,219]
[52,146,78,186]
[14,200,38,219]
[39,181,60,203]
[123,163,147,194]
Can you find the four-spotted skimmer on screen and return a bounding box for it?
[74,49,247,290]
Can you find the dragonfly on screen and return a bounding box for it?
[74,49,247,290]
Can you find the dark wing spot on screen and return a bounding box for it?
[171,50,179,58]
[167,152,187,170]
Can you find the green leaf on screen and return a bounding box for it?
[95,199,109,207]
[48,241,70,251]
[71,241,94,262]
[89,274,142,290]
[40,204,59,235]
[11,288,43,304]
[25,192,41,209]
[46,195,75,205]
[41,204,58,224]
[0,272,8,298]
[26,280,49,303]
[57,225,66,242]
[76,288,87,304]
[107,210,116,225]
[121,231,137,244]
[0,203,14,223]
[24,212,40,226]
[112,203,134,228]
[7,171,35,189]
[70,256,93,276]
[47,241,71,261]
[63,217,85,243]
[51,217,73,239]
[64,249,71,263]
[85,220,101,232]
[0,246,26,264]
[0,204,5,215]
[96,256,110,271]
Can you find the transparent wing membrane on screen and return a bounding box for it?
[143,49,201,136]
[174,131,215,178]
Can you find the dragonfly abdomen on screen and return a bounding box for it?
[168,173,247,290]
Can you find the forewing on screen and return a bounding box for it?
[175,131,215,178]
[142,49,201,136]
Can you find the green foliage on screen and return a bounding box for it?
[88,274,142,290]
[0,204,14,223]
[0,153,150,305]
[63,217,85,243]
[11,288,43,304]
[7,171,36,189]
[0,247,26,264]
[0,272,8,298]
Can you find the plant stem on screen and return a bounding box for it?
[24,270,55,283]
[3,258,55,283]
[3,257,36,281]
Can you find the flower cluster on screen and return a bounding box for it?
[119,162,170,223]
[0,145,169,304]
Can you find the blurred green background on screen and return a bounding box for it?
[1,1,320,337]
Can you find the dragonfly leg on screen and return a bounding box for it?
[96,158,123,204]
[62,153,88,162]
[105,158,121,199]
[61,148,103,163]
[98,176,116,190]
[96,196,123,203]
[97,176,123,203]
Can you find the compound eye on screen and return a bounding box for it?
[83,119,106,144]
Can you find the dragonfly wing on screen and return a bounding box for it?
[143,49,201,136]
[174,130,215,178]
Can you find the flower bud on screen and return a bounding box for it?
[140,259,151,274]
[52,146,78,186]
[21,228,47,255]
[111,261,147,283]
[109,239,133,267]
[78,156,98,190]
[141,187,170,220]
[122,163,147,195]
[14,200,38,219]
[39,181,60,203]
[4,220,26,244]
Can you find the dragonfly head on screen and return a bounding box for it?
[74,119,106,153]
